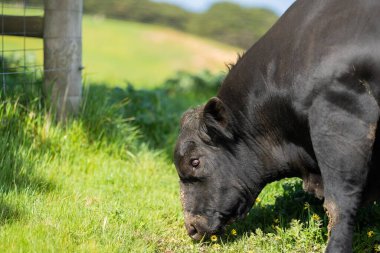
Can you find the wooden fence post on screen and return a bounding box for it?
[43,0,83,121]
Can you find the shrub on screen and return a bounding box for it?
[109,70,225,151]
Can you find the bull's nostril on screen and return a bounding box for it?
[188,224,198,236]
[187,224,205,241]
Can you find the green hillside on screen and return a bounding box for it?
[3,0,278,48]
[5,15,240,87]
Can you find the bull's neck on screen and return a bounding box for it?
[230,94,318,193]
[218,50,317,192]
[217,37,275,115]
[236,134,318,200]
[255,140,315,186]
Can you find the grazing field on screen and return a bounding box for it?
[1,10,380,253]
[4,14,239,87]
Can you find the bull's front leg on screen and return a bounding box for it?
[308,83,379,253]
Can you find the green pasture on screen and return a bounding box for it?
[0,8,380,253]
[3,12,238,87]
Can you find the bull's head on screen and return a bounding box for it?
[174,97,263,240]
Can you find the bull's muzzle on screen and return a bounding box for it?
[184,212,210,241]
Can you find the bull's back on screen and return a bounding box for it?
[269,0,380,91]
[218,0,380,109]
[288,0,380,103]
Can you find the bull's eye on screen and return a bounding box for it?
[191,159,200,168]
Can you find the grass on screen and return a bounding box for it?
[1,5,379,253]
[3,8,239,88]
[1,70,380,252]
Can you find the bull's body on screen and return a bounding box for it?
[174,0,380,252]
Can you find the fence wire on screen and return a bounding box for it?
[0,0,44,97]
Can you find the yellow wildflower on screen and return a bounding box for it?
[231,229,237,236]
[255,198,261,204]
[210,235,218,242]
[374,244,380,252]
[312,213,320,221]
[368,231,375,238]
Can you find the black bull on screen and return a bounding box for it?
[174,0,380,252]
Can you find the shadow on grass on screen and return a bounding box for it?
[0,100,56,225]
[230,180,325,237]
[0,199,23,225]
[0,109,56,193]
[216,180,380,250]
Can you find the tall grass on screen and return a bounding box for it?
[109,70,224,153]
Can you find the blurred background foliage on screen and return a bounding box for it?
[83,0,278,49]
[18,0,278,49]
[108,70,224,152]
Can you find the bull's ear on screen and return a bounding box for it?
[203,97,233,140]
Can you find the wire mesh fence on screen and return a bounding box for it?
[0,0,44,97]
